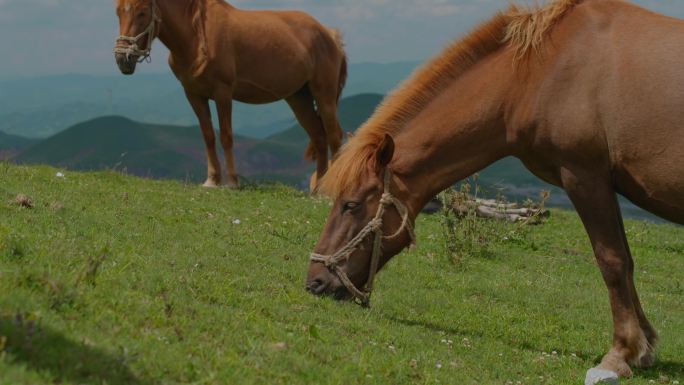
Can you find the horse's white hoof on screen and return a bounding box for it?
[585,368,619,385]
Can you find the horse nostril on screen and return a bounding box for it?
[306,278,328,295]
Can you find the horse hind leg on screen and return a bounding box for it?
[319,102,343,157]
[309,74,344,158]
[561,167,654,379]
[285,88,328,191]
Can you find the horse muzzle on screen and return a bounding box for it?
[306,268,350,300]
[115,53,138,75]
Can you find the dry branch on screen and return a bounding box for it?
[452,195,549,223]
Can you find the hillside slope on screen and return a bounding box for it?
[0,131,37,160]
[14,94,385,185]
[0,165,682,385]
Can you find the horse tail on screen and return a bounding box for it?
[338,49,348,103]
[305,142,316,162]
[328,28,348,103]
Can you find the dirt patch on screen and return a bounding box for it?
[13,194,33,209]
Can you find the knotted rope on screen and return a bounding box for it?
[113,0,161,63]
[310,168,416,307]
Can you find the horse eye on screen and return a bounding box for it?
[137,12,146,18]
[343,202,359,212]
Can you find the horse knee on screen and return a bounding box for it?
[205,137,217,149]
[220,132,234,149]
[595,249,632,286]
[199,127,217,148]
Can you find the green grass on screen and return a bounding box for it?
[0,163,682,385]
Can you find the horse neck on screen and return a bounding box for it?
[391,51,516,214]
[156,0,216,67]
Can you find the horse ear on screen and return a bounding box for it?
[375,134,395,170]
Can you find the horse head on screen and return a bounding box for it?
[114,0,161,75]
[306,134,416,306]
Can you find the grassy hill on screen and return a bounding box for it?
[14,116,213,181]
[0,131,37,160]
[0,164,682,384]
[13,94,385,186]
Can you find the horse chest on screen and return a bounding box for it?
[168,62,218,98]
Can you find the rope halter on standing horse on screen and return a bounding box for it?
[310,168,417,307]
[114,0,161,63]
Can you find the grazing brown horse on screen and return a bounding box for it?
[307,0,684,380]
[114,0,347,188]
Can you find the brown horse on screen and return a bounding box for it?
[307,0,684,380]
[114,0,347,188]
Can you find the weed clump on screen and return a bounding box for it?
[439,175,549,264]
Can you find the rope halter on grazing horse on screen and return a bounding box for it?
[113,0,161,63]
[310,168,417,307]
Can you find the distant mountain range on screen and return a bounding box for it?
[0,62,419,140]
[11,94,384,186]
[0,131,37,160]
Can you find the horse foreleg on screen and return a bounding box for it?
[185,91,221,187]
[216,93,239,188]
[617,215,659,368]
[561,167,655,379]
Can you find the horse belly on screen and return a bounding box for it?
[230,62,310,104]
[615,157,684,224]
[232,81,286,104]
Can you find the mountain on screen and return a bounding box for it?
[14,94,385,186]
[0,63,419,140]
[0,131,37,160]
[0,73,295,140]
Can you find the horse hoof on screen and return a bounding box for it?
[599,350,633,378]
[202,180,220,188]
[585,368,620,385]
[638,351,656,368]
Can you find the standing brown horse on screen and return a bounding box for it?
[114,0,347,188]
[307,0,684,380]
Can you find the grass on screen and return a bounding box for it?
[0,163,682,385]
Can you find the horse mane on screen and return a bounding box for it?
[188,0,209,76]
[319,0,585,199]
[505,0,585,60]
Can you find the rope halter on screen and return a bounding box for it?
[113,0,161,63]
[310,168,417,307]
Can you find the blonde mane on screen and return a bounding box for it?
[189,0,209,76]
[320,0,584,198]
[505,0,584,60]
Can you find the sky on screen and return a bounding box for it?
[0,0,683,79]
